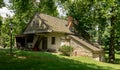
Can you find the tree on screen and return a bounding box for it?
[0,0,4,46]
[11,0,58,33]
[0,16,2,45]
[0,17,11,48]
[58,0,120,63]
[0,16,2,28]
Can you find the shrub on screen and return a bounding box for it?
[59,45,74,56]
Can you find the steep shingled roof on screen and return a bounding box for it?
[24,13,72,34]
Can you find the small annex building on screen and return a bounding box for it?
[16,13,104,61]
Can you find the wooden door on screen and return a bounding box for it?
[42,37,48,50]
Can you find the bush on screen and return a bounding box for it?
[59,45,74,56]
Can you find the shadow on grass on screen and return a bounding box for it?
[0,49,117,70]
[105,51,120,64]
[105,58,120,64]
[115,58,120,64]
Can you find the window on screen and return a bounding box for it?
[51,37,55,45]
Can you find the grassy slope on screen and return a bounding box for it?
[0,49,120,70]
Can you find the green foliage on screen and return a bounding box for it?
[58,0,108,42]
[0,0,5,8]
[0,16,2,45]
[58,0,120,63]
[0,18,12,47]
[59,45,73,56]
[10,0,58,34]
[12,0,58,16]
[0,16,2,27]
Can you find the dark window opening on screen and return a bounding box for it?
[51,37,55,45]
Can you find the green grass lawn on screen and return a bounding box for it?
[0,49,120,70]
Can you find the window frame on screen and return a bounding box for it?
[51,37,55,45]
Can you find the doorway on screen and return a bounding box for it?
[42,37,48,50]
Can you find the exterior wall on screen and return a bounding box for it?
[36,33,66,51]
[70,39,93,57]
[28,33,104,61]
[70,38,104,61]
[93,52,105,61]
[93,53,100,61]
[47,36,61,51]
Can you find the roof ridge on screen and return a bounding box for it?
[40,13,67,22]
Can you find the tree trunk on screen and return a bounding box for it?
[109,16,115,63]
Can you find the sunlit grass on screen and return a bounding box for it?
[0,49,120,70]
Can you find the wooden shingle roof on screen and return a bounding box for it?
[24,13,72,34]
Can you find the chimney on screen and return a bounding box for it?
[67,16,73,29]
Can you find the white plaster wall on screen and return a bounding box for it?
[60,39,70,46]
[47,36,61,51]
[38,33,93,57]
[37,33,66,51]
